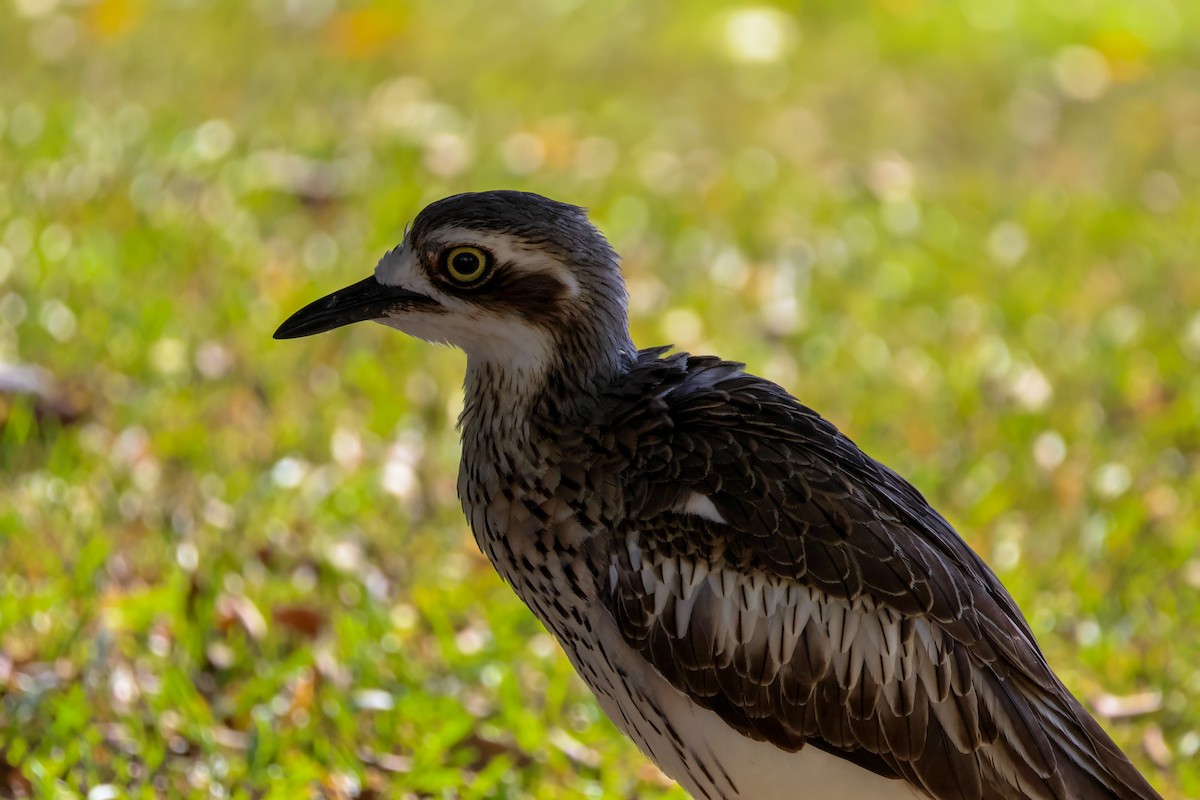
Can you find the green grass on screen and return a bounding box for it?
[2,0,1198,796]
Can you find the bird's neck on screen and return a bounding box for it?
[458,360,541,452]
[459,328,636,456]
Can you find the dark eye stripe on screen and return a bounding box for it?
[457,269,571,324]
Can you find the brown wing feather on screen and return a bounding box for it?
[595,350,1162,800]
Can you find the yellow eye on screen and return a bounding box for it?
[442,246,492,285]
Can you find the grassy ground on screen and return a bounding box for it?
[2,0,1198,797]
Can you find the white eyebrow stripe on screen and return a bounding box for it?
[430,227,581,298]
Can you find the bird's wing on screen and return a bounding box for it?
[594,352,1160,800]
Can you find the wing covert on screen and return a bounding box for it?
[595,352,1161,800]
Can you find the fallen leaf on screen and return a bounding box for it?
[215,593,268,641]
[0,363,87,430]
[1091,690,1162,720]
[458,730,534,772]
[549,728,601,768]
[358,747,412,774]
[273,604,325,638]
[1142,724,1172,768]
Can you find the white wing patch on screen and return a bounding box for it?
[677,492,726,524]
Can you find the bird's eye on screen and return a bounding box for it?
[442,246,492,286]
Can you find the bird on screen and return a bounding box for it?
[274,190,1162,800]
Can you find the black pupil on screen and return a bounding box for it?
[452,251,480,275]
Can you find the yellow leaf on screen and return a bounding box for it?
[1093,29,1149,83]
[325,8,408,59]
[88,0,143,40]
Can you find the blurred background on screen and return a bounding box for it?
[1,0,1198,796]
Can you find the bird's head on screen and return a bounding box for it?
[275,191,636,394]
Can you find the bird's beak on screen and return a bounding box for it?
[273,276,432,339]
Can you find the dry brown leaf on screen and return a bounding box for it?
[0,363,87,429]
[215,593,268,641]
[1142,724,1172,769]
[273,604,325,638]
[1091,690,1162,720]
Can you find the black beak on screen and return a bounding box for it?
[274,276,432,340]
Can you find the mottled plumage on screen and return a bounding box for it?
[276,191,1162,800]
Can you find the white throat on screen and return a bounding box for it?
[460,320,553,381]
[458,328,556,453]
